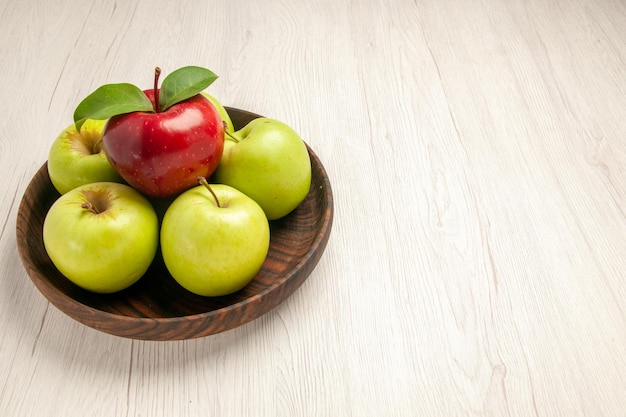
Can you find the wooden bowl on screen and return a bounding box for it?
[16,108,333,341]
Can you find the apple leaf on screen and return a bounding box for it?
[159,66,218,111]
[73,83,154,132]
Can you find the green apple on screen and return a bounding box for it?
[201,92,234,133]
[160,180,270,297]
[212,118,311,220]
[48,119,124,194]
[43,182,159,293]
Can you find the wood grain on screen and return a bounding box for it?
[2,0,626,416]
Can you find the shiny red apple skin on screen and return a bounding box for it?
[102,90,224,198]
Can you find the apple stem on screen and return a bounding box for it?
[198,176,221,208]
[224,128,240,143]
[81,202,100,215]
[92,138,103,154]
[154,67,161,113]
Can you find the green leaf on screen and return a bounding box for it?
[73,83,154,131]
[159,66,218,111]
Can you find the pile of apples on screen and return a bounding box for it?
[43,66,312,297]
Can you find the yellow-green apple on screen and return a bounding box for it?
[43,182,159,293]
[160,179,270,296]
[47,119,123,194]
[212,118,311,220]
[74,66,224,199]
[201,92,234,133]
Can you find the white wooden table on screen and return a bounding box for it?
[1,0,625,415]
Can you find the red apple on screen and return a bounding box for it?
[102,88,224,199]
